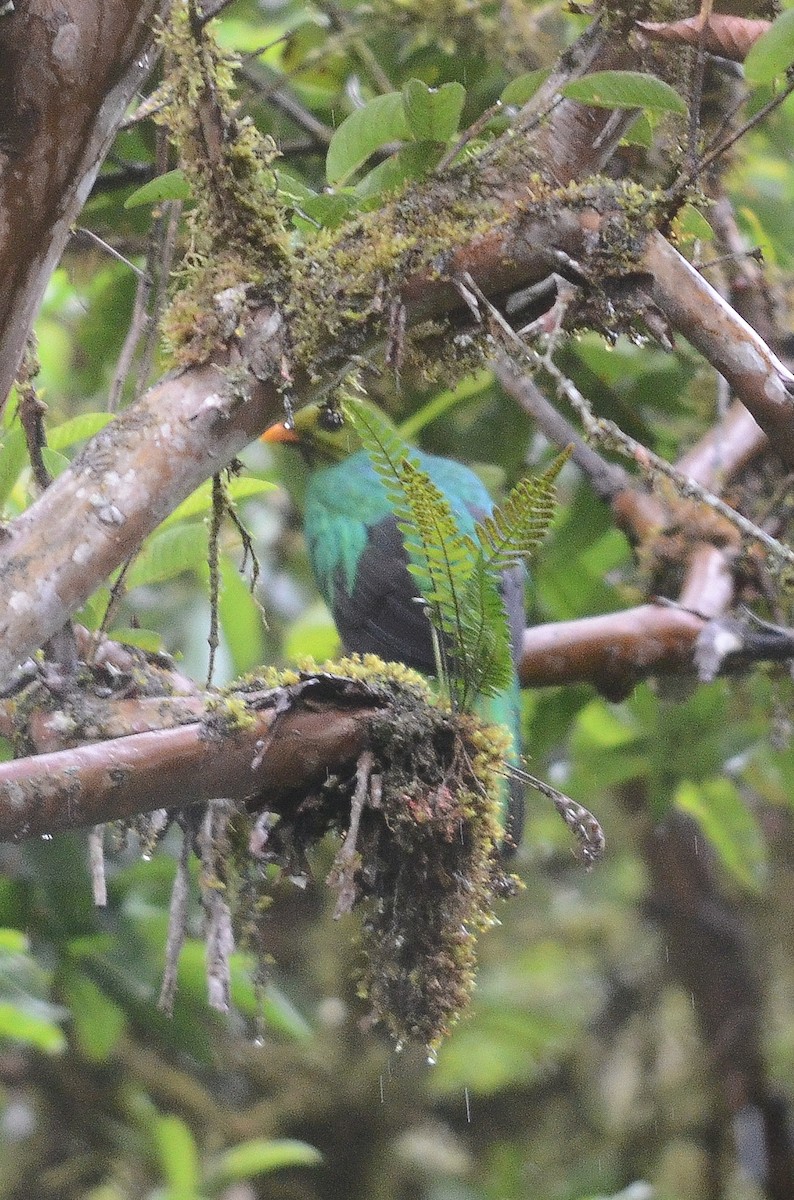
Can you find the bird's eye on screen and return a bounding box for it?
[318,406,345,433]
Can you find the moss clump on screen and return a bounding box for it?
[356,695,517,1049]
[223,655,519,1048]
[284,178,512,381]
[201,693,256,739]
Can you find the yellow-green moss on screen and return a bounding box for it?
[217,655,518,1047]
[202,693,256,738]
[156,2,291,364]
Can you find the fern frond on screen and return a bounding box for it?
[347,402,479,707]
[345,403,564,714]
[475,447,571,575]
[458,564,514,705]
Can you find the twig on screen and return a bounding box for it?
[327,750,373,917]
[239,62,334,146]
[88,825,107,907]
[436,102,504,174]
[16,341,51,492]
[509,765,605,868]
[463,272,794,568]
[206,475,223,688]
[493,355,632,504]
[198,799,235,1013]
[158,815,195,1014]
[673,75,794,194]
[70,228,147,279]
[546,363,794,571]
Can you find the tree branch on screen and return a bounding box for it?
[0,0,165,411]
[0,679,378,841]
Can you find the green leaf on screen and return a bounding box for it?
[0,427,28,508]
[402,78,466,142]
[106,626,163,653]
[218,552,265,675]
[39,446,70,479]
[457,561,515,703]
[0,928,27,953]
[561,71,687,114]
[284,601,340,663]
[474,449,570,576]
[295,191,357,230]
[124,168,192,209]
[620,111,654,148]
[744,9,794,84]
[0,412,114,506]
[274,169,317,208]
[63,971,126,1062]
[125,525,209,590]
[172,941,312,1040]
[207,1138,322,1187]
[326,93,410,185]
[674,777,767,890]
[355,141,444,203]
[48,411,115,451]
[672,203,715,249]
[397,370,493,440]
[154,1114,201,1198]
[0,1002,66,1053]
[500,69,550,108]
[160,476,276,530]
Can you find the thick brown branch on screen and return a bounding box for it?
[518,605,707,697]
[0,0,165,411]
[0,693,373,842]
[0,359,279,682]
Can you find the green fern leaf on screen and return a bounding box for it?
[458,563,514,704]
[345,402,564,713]
[475,448,571,575]
[346,402,480,707]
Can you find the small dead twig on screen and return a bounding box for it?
[206,475,223,687]
[509,766,605,868]
[88,826,107,907]
[327,750,374,917]
[158,816,195,1014]
[16,342,51,493]
[457,273,794,572]
[198,799,235,1013]
[435,101,504,174]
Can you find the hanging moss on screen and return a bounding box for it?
[155,2,291,364]
[223,655,519,1048]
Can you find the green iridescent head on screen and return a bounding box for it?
[262,400,364,464]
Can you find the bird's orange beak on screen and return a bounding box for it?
[262,421,300,445]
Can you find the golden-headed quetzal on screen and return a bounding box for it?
[263,401,526,850]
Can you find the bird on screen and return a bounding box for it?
[262,400,526,850]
